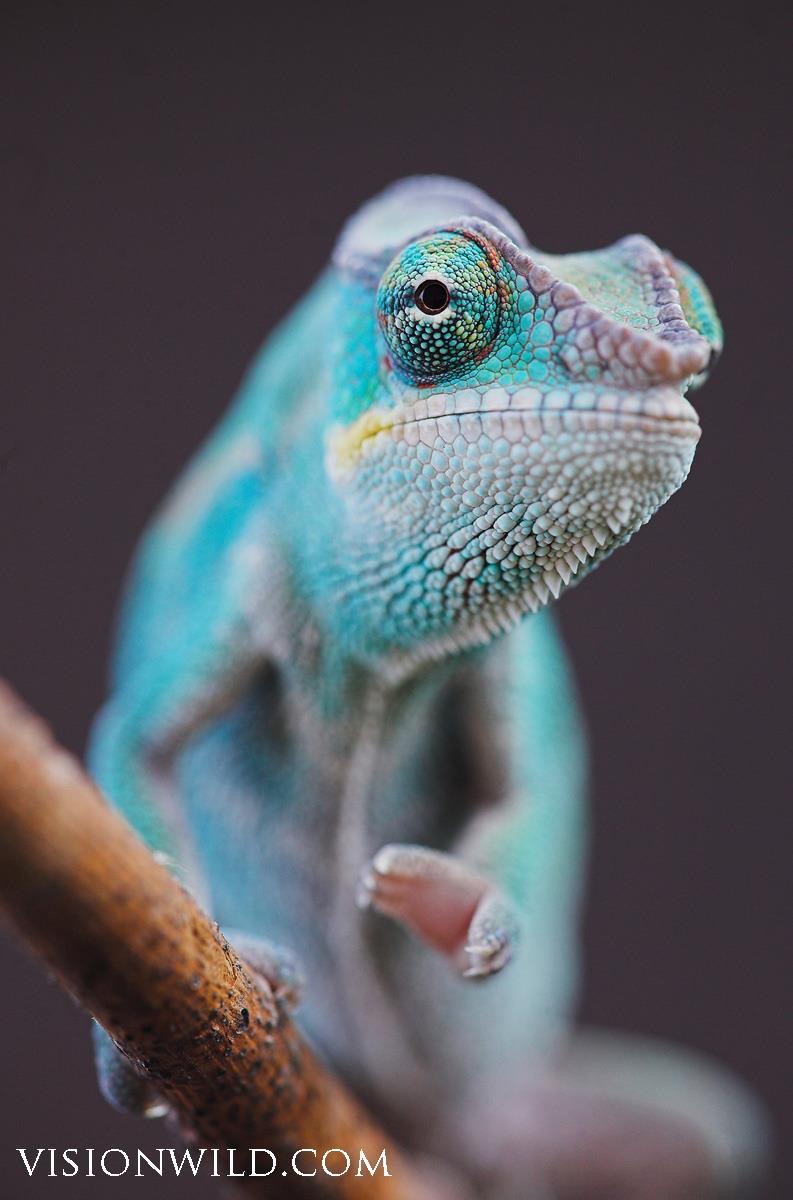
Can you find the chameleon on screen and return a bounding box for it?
[89,177,767,1197]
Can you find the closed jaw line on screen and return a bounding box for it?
[383,385,701,448]
[326,385,700,478]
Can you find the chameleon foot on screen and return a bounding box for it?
[357,843,516,979]
[462,891,517,980]
[223,930,304,1013]
[92,1023,168,1119]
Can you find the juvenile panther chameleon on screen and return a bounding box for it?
[89,177,766,1197]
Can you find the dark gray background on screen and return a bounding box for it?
[1,3,790,1196]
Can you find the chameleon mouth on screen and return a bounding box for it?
[326,385,700,477]
[385,385,701,445]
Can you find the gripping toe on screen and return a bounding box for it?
[92,1023,168,1119]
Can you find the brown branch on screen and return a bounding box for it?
[0,682,437,1199]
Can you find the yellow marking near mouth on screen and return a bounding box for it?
[325,408,396,478]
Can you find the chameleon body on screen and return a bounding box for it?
[90,179,765,1196]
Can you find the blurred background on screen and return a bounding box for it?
[1,3,790,1196]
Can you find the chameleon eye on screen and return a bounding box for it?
[377,232,502,384]
[414,279,450,315]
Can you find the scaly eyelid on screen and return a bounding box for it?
[376,235,502,384]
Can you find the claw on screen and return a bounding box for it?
[463,934,513,979]
[355,871,376,909]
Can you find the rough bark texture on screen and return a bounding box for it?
[0,682,436,1199]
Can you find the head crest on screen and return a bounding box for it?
[333,176,527,281]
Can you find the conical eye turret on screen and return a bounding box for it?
[376,231,503,384]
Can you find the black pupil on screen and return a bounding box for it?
[415,279,450,315]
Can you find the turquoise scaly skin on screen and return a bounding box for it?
[89,179,767,1194]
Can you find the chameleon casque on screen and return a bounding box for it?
[89,178,766,1197]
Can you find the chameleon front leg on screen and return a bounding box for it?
[87,534,283,1114]
[357,843,518,980]
[89,632,258,1118]
[357,618,585,990]
[88,631,264,1117]
[89,626,263,870]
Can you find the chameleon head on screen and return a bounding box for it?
[325,178,721,669]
